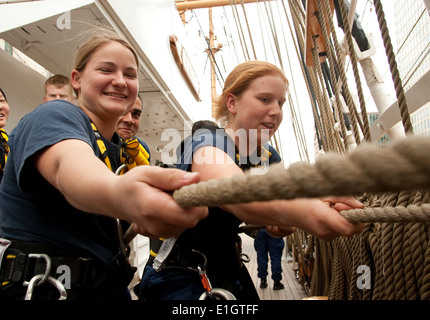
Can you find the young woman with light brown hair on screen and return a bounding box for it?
[137,60,363,300]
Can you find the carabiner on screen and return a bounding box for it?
[199,288,237,300]
[25,274,67,300]
[22,253,51,286]
[197,266,236,300]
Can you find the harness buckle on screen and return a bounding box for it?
[22,253,52,287]
[25,274,67,300]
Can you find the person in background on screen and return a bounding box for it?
[0,27,207,300]
[116,94,151,164]
[43,74,71,102]
[0,88,10,183]
[254,228,285,290]
[136,60,364,300]
[116,94,143,141]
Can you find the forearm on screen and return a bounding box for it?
[222,198,316,227]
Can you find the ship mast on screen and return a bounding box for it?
[207,8,222,117]
[175,0,276,115]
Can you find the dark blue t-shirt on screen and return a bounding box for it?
[175,127,281,276]
[0,100,125,265]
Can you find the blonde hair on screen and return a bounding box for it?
[213,61,288,125]
[72,27,139,97]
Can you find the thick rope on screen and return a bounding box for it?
[373,0,413,134]
[340,204,430,223]
[316,0,361,148]
[336,0,371,142]
[173,136,430,209]
[314,1,350,151]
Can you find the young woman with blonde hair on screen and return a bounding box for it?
[137,60,363,300]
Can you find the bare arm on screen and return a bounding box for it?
[192,146,363,241]
[34,139,208,238]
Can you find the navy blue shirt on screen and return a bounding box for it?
[0,100,125,265]
[175,127,281,277]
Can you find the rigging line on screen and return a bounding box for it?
[239,0,257,60]
[358,0,370,25]
[264,0,284,68]
[231,0,250,61]
[403,44,430,88]
[203,55,209,75]
[256,0,269,60]
[288,94,310,162]
[379,8,426,84]
[286,0,326,151]
[260,0,279,64]
[229,0,248,61]
[222,7,240,64]
[275,0,290,64]
[281,0,307,127]
[191,9,225,84]
[395,8,426,57]
[278,0,310,158]
[280,0,301,110]
[276,0,294,76]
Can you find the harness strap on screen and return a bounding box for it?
[0,241,135,292]
[0,128,9,173]
[0,242,99,289]
[91,122,150,174]
[235,145,272,170]
[91,123,113,171]
[147,242,206,272]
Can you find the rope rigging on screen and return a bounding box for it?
[282,0,430,300]
[172,135,430,210]
[174,0,430,300]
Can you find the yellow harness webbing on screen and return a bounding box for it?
[235,145,272,168]
[0,128,9,173]
[91,123,113,171]
[120,137,150,170]
[91,122,150,174]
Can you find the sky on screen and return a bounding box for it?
[181,0,397,165]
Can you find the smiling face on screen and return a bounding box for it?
[0,90,10,129]
[226,73,286,147]
[71,40,138,135]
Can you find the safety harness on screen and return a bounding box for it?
[90,122,150,173]
[145,127,272,300]
[91,120,150,259]
[236,145,271,170]
[0,122,150,300]
[0,128,9,174]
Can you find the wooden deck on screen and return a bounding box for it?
[240,233,309,300]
